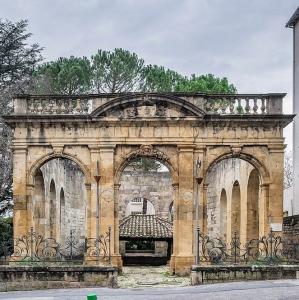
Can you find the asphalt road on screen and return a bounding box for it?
[0,280,299,300]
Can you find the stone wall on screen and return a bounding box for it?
[206,158,259,242]
[283,214,299,242]
[0,266,117,291]
[118,168,172,220]
[34,158,87,242]
[191,265,299,285]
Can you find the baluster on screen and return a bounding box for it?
[82,99,89,114]
[64,99,70,114]
[56,100,62,114]
[229,98,235,114]
[253,98,258,114]
[48,99,55,114]
[71,99,77,113]
[76,99,81,114]
[221,98,227,114]
[245,98,250,114]
[265,97,270,114]
[237,98,242,114]
[261,98,266,114]
[213,99,219,113]
[37,99,43,114]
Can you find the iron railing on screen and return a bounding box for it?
[196,229,299,265]
[0,227,111,265]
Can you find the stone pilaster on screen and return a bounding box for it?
[12,147,28,238]
[172,145,195,275]
[268,147,284,234]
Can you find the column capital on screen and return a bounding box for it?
[260,183,270,189]
[114,183,121,191]
[99,144,116,153]
[172,182,179,190]
[85,183,92,190]
[177,144,196,152]
[12,146,27,153]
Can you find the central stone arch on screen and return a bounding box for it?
[114,144,179,266]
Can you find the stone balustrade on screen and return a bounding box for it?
[203,94,284,115]
[12,93,285,115]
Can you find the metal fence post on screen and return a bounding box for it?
[30,227,34,260]
[269,229,273,264]
[233,231,237,264]
[108,226,111,265]
[70,229,73,260]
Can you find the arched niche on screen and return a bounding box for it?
[33,169,45,235]
[231,181,241,237]
[49,179,57,240]
[220,189,227,240]
[60,188,65,242]
[246,169,260,240]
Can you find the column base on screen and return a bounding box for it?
[84,254,123,271]
[170,255,195,275]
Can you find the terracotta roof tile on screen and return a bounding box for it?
[119,215,173,239]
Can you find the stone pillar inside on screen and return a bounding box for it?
[99,146,122,268]
[85,147,100,264]
[246,169,259,240]
[171,145,195,275]
[170,182,179,273]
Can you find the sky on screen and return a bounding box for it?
[1,0,297,149]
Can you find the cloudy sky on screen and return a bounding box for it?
[1,0,297,148]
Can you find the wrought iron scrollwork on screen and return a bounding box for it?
[0,227,111,265]
[196,230,299,265]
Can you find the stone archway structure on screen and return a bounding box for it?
[4,92,294,274]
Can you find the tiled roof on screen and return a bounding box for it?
[119,215,173,239]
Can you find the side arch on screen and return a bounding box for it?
[28,152,91,186]
[204,151,270,185]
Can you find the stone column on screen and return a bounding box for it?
[173,145,195,275]
[259,183,270,236]
[88,146,101,240]
[85,183,92,239]
[113,183,121,256]
[84,146,100,265]
[170,182,179,273]
[26,184,34,232]
[202,183,209,236]
[193,147,204,258]
[267,148,284,235]
[99,145,122,268]
[12,147,28,238]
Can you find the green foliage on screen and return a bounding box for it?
[130,157,162,172]
[141,64,184,92]
[0,217,13,257]
[91,48,145,93]
[175,74,237,94]
[32,48,236,95]
[33,56,91,94]
[0,19,43,92]
[0,217,12,239]
[0,19,42,216]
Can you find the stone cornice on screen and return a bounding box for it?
[3,113,295,128]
